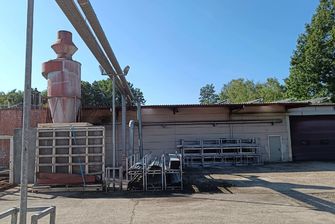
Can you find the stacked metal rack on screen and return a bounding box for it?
[145,155,164,191]
[105,166,123,191]
[126,153,183,191]
[178,138,262,167]
[163,154,183,191]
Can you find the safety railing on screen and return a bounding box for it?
[105,166,123,191]
[30,206,56,224]
[0,206,56,224]
[0,207,18,224]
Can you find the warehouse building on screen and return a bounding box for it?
[125,103,335,163]
[1,102,335,166]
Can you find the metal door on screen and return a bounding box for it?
[290,116,335,161]
[269,135,282,162]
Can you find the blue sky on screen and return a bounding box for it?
[0,0,319,104]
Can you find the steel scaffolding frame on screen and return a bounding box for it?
[163,154,183,191]
[126,153,183,191]
[179,138,262,167]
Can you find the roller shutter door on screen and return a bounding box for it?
[290,116,335,161]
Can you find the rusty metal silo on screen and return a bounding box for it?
[42,31,81,123]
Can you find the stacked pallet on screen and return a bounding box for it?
[178,138,262,167]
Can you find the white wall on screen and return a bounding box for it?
[111,106,290,162]
[289,105,335,116]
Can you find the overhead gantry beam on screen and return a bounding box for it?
[77,0,134,101]
[55,0,133,101]
[55,0,143,165]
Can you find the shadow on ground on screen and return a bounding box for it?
[2,162,335,215]
[183,162,335,215]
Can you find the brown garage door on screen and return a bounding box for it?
[290,116,335,161]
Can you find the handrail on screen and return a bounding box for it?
[0,206,56,224]
[0,207,18,224]
[31,206,56,224]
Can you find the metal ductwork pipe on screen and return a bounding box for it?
[140,119,283,127]
[77,0,134,102]
[121,95,127,159]
[137,102,143,158]
[129,120,135,157]
[55,0,128,97]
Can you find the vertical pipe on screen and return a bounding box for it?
[128,120,135,157]
[229,111,233,138]
[121,95,126,162]
[112,75,116,189]
[137,102,143,158]
[11,208,18,224]
[50,206,56,224]
[9,137,14,184]
[31,216,37,224]
[286,113,293,162]
[180,153,183,190]
[20,0,34,223]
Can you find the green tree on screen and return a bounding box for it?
[0,89,24,106]
[80,79,145,107]
[0,91,6,106]
[257,78,285,102]
[285,0,335,100]
[0,89,48,107]
[217,78,285,103]
[199,84,219,104]
[40,90,48,105]
[219,79,258,103]
[81,81,96,107]
[127,82,145,106]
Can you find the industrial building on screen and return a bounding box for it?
[0,26,334,188]
[0,0,334,193]
[0,0,334,192]
[1,1,334,223]
[1,102,335,184]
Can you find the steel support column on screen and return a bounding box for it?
[112,75,116,188]
[121,95,126,163]
[20,0,34,223]
[128,120,135,157]
[137,102,143,158]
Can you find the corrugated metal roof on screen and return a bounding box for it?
[309,103,335,106]
[142,102,309,108]
[3,102,334,111]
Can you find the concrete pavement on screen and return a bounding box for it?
[0,162,334,224]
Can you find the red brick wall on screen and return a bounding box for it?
[0,107,114,168]
[0,107,118,136]
[0,108,50,135]
[80,108,112,124]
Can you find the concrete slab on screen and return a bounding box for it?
[0,162,334,224]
